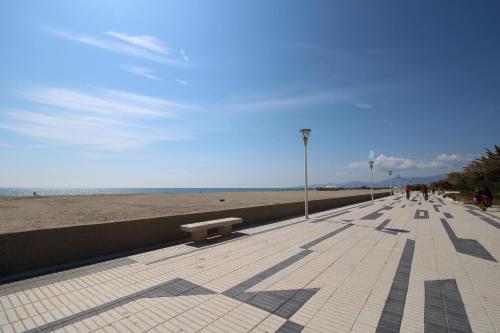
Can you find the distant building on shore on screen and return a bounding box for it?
[315,185,344,191]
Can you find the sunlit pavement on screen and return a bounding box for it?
[1,193,500,333]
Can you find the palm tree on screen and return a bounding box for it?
[445,145,500,192]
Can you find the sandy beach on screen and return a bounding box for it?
[0,189,387,234]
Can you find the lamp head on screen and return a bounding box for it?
[299,128,311,145]
[388,170,393,176]
[368,160,374,170]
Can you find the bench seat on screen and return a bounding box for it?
[181,217,242,241]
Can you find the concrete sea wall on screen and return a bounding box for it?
[0,192,388,279]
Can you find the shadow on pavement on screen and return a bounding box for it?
[186,231,249,248]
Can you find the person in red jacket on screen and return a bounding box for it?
[422,185,428,201]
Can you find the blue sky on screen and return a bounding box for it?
[1,0,499,187]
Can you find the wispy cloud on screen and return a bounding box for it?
[179,49,189,62]
[17,86,194,117]
[106,31,170,54]
[231,89,356,111]
[225,84,381,112]
[368,150,375,159]
[43,27,186,67]
[417,153,475,169]
[176,79,189,86]
[121,65,161,80]
[1,86,194,150]
[349,153,474,171]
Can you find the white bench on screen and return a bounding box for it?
[180,217,243,241]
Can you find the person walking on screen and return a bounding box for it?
[483,186,493,207]
[422,185,428,201]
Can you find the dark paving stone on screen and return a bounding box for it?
[481,217,500,229]
[466,209,482,217]
[481,210,500,220]
[375,219,391,230]
[376,219,391,230]
[414,209,429,219]
[222,248,322,319]
[274,288,319,319]
[440,218,496,262]
[465,209,500,228]
[361,206,393,220]
[242,288,319,319]
[300,224,353,249]
[424,279,472,333]
[276,320,304,333]
[24,278,216,333]
[433,205,441,212]
[309,210,350,223]
[356,203,373,209]
[376,239,415,333]
[376,219,404,235]
[443,212,453,218]
[361,211,384,220]
[0,258,137,295]
[224,250,313,298]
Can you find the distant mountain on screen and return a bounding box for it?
[321,174,446,189]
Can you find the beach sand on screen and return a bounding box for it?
[0,189,387,233]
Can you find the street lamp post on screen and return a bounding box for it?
[300,129,311,219]
[397,175,401,192]
[369,160,374,203]
[388,170,393,195]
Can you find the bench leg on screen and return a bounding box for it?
[217,225,232,236]
[192,230,208,242]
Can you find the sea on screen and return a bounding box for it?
[0,187,299,197]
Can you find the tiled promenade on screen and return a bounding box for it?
[1,193,500,332]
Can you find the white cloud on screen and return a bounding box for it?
[0,143,13,148]
[176,79,189,86]
[418,153,474,168]
[44,28,186,67]
[121,65,161,80]
[106,31,170,54]
[179,49,189,62]
[1,86,194,150]
[435,153,469,163]
[349,152,474,171]
[368,150,375,159]
[374,154,416,170]
[350,154,415,170]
